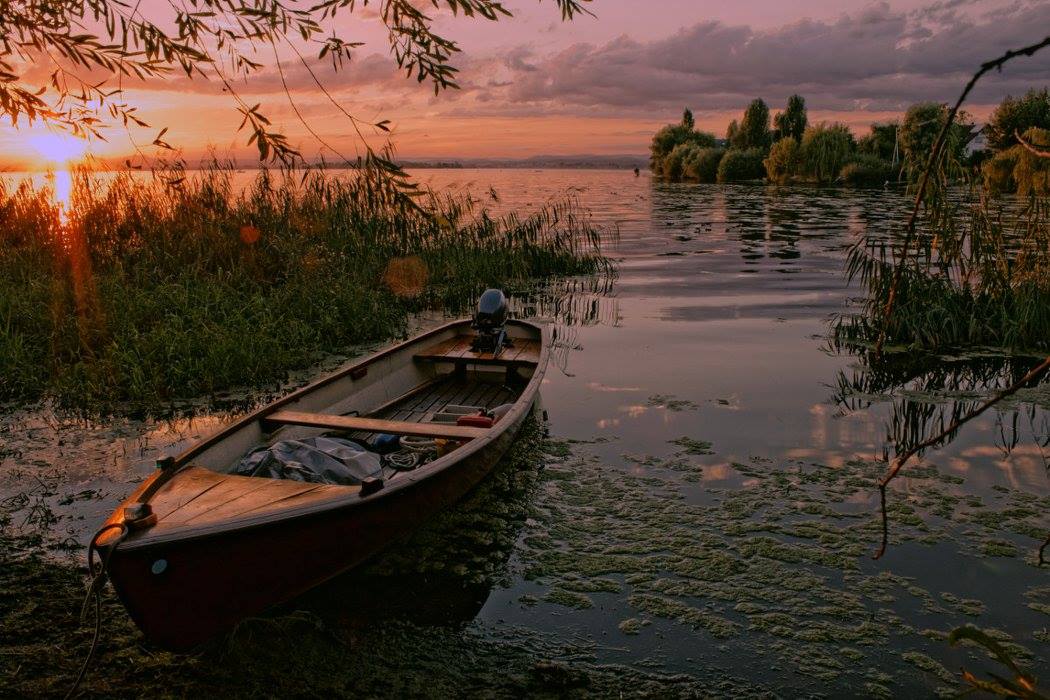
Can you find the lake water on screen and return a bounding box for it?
[1,168,1048,695]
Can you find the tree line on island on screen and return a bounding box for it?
[650,89,1050,194]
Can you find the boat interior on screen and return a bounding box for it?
[114,320,545,543]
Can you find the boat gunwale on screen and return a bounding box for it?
[115,318,549,551]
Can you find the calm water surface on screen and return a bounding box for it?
[1,168,1047,696]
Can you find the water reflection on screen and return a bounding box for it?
[2,170,1047,691]
[829,347,1050,470]
[48,169,73,219]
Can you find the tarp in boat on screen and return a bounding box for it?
[231,436,381,485]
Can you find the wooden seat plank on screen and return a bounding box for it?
[415,335,540,366]
[263,410,488,440]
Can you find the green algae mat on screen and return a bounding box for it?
[3,421,1047,697]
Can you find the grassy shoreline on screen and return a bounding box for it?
[0,166,607,409]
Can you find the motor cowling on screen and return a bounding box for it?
[472,289,509,353]
[474,289,508,332]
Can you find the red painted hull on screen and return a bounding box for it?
[107,416,522,651]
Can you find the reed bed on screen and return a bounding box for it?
[0,166,607,407]
[834,175,1050,355]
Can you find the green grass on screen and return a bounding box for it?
[0,165,607,407]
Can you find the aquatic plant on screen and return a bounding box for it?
[0,165,607,407]
[837,142,1050,353]
[716,148,766,183]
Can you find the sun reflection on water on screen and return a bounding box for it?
[49,169,73,222]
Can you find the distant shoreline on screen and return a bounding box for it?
[2,155,650,173]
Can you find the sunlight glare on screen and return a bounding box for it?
[28,132,88,166]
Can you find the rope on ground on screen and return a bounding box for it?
[65,522,129,699]
[874,356,1050,560]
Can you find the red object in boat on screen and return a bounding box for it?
[456,414,495,429]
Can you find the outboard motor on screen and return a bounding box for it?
[471,288,511,354]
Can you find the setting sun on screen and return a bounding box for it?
[28,132,88,165]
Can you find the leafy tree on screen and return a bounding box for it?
[726,119,739,144]
[985,88,1050,151]
[772,94,807,143]
[1011,127,1050,196]
[682,109,695,130]
[650,109,717,178]
[732,99,772,151]
[764,137,800,184]
[900,102,974,176]
[0,0,591,169]
[981,149,1019,195]
[716,148,765,183]
[799,123,855,183]
[857,122,899,162]
[685,148,725,183]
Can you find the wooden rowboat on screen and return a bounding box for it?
[94,307,548,651]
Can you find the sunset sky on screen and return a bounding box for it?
[3,0,1050,168]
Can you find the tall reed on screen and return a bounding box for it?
[835,151,1050,354]
[0,165,608,407]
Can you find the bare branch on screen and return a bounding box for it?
[1014,128,1050,158]
[874,355,1050,559]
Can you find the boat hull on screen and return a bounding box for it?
[107,406,527,651]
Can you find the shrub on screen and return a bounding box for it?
[684,148,726,183]
[839,155,895,187]
[716,148,766,183]
[799,123,855,183]
[982,149,1019,195]
[763,137,800,184]
[662,142,691,180]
